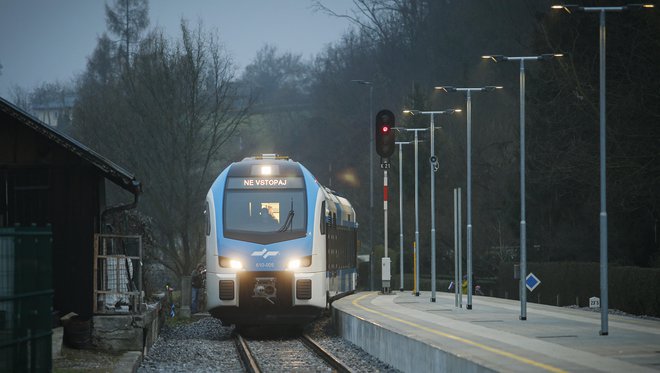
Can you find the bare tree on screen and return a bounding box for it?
[105,0,149,70]
[242,45,310,110]
[8,85,31,111]
[527,8,660,264]
[74,20,251,278]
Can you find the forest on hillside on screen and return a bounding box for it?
[12,0,660,282]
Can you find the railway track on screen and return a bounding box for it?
[234,332,354,373]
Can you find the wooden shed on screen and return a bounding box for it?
[0,96,141,319]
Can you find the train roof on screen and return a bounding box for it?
[228,154,303,177]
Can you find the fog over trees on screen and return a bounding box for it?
[72,0,250,278]
[14,0,659,281]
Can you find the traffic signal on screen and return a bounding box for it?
[375,109,395,158]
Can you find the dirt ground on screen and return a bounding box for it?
[53,344,125,373]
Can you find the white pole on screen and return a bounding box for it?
[598,9,609,335]
[454,188,459,307]
[369,85,374,291]
[519,59,528,321]
[430,114,437,302]
[466,91,473,310]
[398,143,405,291]
[458,188,463,308]
[414,130,420,296]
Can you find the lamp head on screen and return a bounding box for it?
[435,86,456,92]
[552,4,579,13]
[482,55,506,62]
[484,85,503,92]
[539,53,564,61]
[403,109,419,116]
[626,3,655,10]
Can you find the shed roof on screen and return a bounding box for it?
[0,97,141,195]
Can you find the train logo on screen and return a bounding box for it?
[251,249,279,259]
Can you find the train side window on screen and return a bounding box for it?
[320,201,326,235]
[204,201,210,236]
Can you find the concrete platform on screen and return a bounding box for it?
[333,291,660,373]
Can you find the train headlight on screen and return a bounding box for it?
[229,260,243,269]
[287,256,312,270]
[219,256,244,269]
[288,259,301,270]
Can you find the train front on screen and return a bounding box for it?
[204,156,324,326]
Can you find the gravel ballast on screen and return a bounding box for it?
[138,314,401,372]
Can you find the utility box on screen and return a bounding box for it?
[381,257,391,294]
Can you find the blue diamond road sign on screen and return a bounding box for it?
[525,273,541,292]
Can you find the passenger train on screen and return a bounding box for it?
[204,155,358,326]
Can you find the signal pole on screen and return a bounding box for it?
[375,110,396,294]
[382,164,391,293]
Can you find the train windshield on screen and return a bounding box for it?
[223,176,307,243]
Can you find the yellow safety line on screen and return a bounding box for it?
[351,293,568,373]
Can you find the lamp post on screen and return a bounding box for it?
[351,79,375,290]
[399,127,427,296]
[435,85,502,309]
[404,109,461,302]
[482,53,561,320]
[552,2,654,336]
[396,141,412,292]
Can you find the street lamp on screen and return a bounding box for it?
[435,85,503,309]
[396,126,427,296]
[552,2,654,336]
[351,79,375,291]
[396,140,412,292]
[404,109,461,302]
[482,53,561,320]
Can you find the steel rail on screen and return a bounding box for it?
[300,333,355,373]
[234,333,261,373]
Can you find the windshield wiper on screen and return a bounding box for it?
[278,199,295,232]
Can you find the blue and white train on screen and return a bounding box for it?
[204,155,358,326]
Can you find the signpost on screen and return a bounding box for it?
[525,273,541,292]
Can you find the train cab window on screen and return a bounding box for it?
[223,176,307,244]
[225,192,304,232]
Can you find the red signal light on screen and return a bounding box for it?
[375,109,396,158]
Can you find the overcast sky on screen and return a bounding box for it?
[0,0,355,99]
